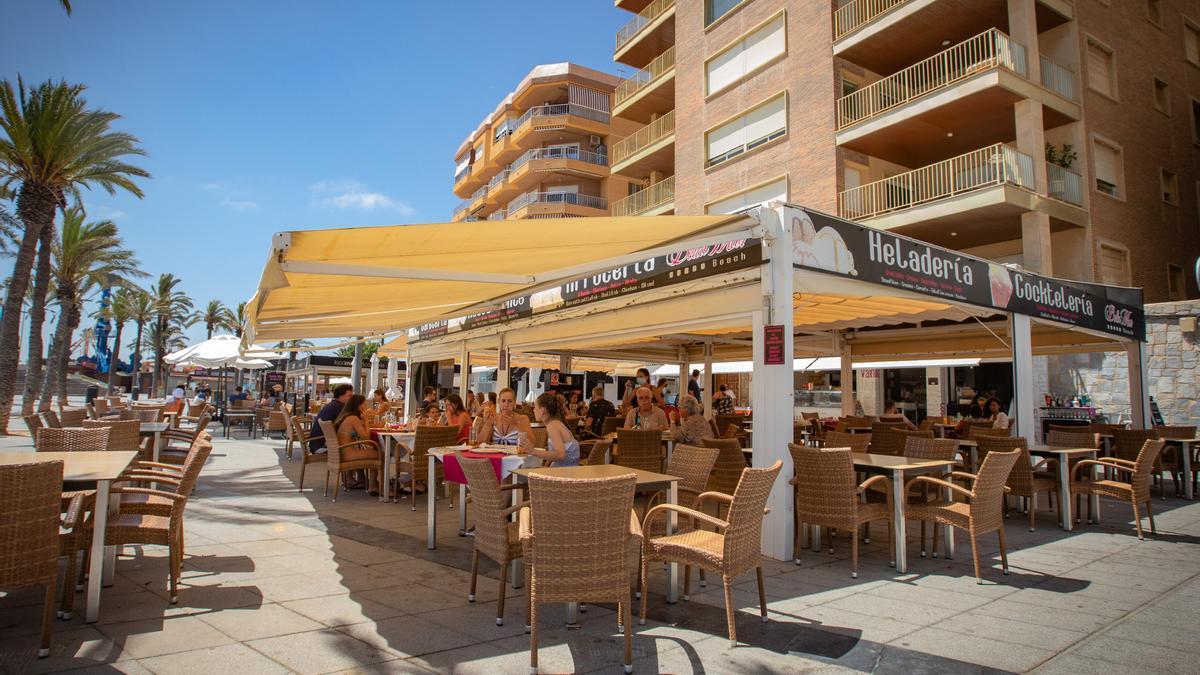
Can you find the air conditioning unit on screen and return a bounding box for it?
[589,135,602,147]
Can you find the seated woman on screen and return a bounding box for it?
[987,397,1010,429]
[371,388,391,417]
[670,394,714,445]
[520,392,579,467]
[419,401,441,426]
[443,393,473,444]
[333,394,381,490]
[475,387,532,446]
[880,399,917,430]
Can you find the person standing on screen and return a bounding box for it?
[687,369,702,401]
[310,383,353,453]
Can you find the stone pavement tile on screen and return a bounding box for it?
[1032,653,1141,675]
[1000,586,1144,618]
[246,628,399,674]
[195,601,323,641]
[252,572,351,603]
[0,626,127,674]
[890,626,1055,672]
[332,563,404,592]
[370,583,466,615]
[1071,635,1198,675]
[336,614,478,658]
[148,581,266,612]
[268,550,347,575]
[485,624,685,675]
[227,537,321,559]
[97,615,233,659]
[1123,605,1200,629]
[90,588,194,625]
[1024,579,1161,609]
[246,521,329,540]
[1070,566,1193,593]
[138,642,291,674]
[67,661,154,675]
[418,598,537,642]
[823,591,965,627]
[332,537,415,566]
[862,581,994,611]
[932,610,1089,652]
[282,593,403,628]
[872,645,988,675]
[184,525,278,544]
[969,598,1117,633]
[788,604,923,645]
[1092,617,1200,654]
[903,572,1024,599]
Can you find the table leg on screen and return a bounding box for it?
[942,479,955,560]
[380,438,391,503]
[893,468,907,573]
[426,460,436,549]
[1059,453,1073,529]
[85,479,111,622]
[458,483,467,532]
[510,485,523,590]
[666,482,678,603]
[1183,441,1194,501]
[811,524,821,553]
[153,431,162,463]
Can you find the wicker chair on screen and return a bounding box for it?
[24,413,44,441]
[640,461,782,646]
[822,430,870,453]
[977,436,1058,531]
[0,460,70,657]
[643,444,719,538]
[263,410,288,439]
[93,398,110,416]
[959,420,994,439]
[82,419,144,454]
[36,427,110,453]
[614,428,664,473]
[972,426,1013,440]
[582,438,612,466]
[869,423,906,455]
[1070,439,1165,540]
[520,472,640,674]
[699,438,749,509]
[107,441,214,604]
[790,445,891,577]
[895,428,934,447]
[601,415,624,437]
[1157,426,1197,498]
[457,453,528,626]
[294,416,324,492]
[396,425,460,511]
[84,403,98,420]
[1112,429,1163,496]
[317,420,382,502]
[160,415,213,464]
[715,413,744,434]
[1048,423,1090,436]
[280,406,300,459]
[41,410,61,429]
[905,448,1020,583]
[1047,429,1099,449]
[59,408,87,427]
[835,415,871,432]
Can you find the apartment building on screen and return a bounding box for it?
[450,64,639,222]
[608,0,1200,301]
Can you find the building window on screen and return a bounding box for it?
[706,0,743,27]
[1161,168,1179,204]
[1193,99,1200,142]
[705,93,787,168]
[841,71,861,98]
[1092,137,1124,198]
[706,13,787,96]
[1186,19,1200,66]
[1087,38,1117,98]
[1154,79,1171,114]
[706,176,788,214]
[1147,0,1163,27]
[1168,264,1187,300]
[1098,242,1131,286]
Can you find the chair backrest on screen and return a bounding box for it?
[961,420,994,439]
[292,415,312,450]
[0,460,63,588]
[530,427,548,452]
[614,428,663,473]
[903,436,959,462]
[715,414,744,434]
[23,413,44,440]
[318,419,340,448]
[169,441,214,520]
[94,398,110,415]
[917,418,934,432]
[1091,421,1126,435]
[191,414,212,439]
[789,444,856,528]
[976,436,1034,492]
[601,415,624,437]
[41,410,61,429]
[1131,439,1167,501]
[1113,429,1159,462]
[85,403,98,420]
[801,411,820,422]
[792,422,808,446]
[1157,426,1197,440]
[1047,429,1097,449]
[700,437,749,495]
[82,419,142,452]
[836,415,871,431]
[107,395,125,408]
[134,408,159,423]
[869,423,905,455]
[967,448,1021,534]
[722,460,783,576]
[1047,423,1088,435]
[526,471,636,602]
[36,426,110,453]
[895,428,934,447]
[823,430,870,453]
[583,438,612,466]
[971,426,1012,439]
[59,408,87,427]
[458,452,514,562]
[667,444,720,500]
[410,424,461,473]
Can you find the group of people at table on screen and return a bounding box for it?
[304,367,728,489]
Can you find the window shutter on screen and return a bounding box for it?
[1087,43,1111,96]
[707,115,746,162]
[742,96,787,146]
[707,45,743,95]
[1098,245,1130,285]
[743,15,786,74]
[707,178,788,214]
[1093,142,1118,186]
[455,154,470,175]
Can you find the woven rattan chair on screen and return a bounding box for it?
[0,460,69,657]
[895,428,934,447]
[82,419,144,454]
[458,453,528,626]
[397,424,460,510]
[59,408,86,427]
[1157,426,1197,497]
[972,426,1013,440]
[822,430,870,453]
[869,423,906,455]
[959,420,997,439]
[835,415,871,432]
[699,438,749,508]
[280,406,299,459]
[160,415,213,464]
[84,403,98,420]
[317,420,381,502]
[93,398,110,416]
[643,444,719,540]
[715,413,744,433]
[614,428,664,473]
[862,436,958,554]
[1048,423,1089,436]
[1047,429,1098,449]
[1070,439,1165,539]
[977,436,1058,531]
[601,416,624,437]
[295,416,324,492]
[41,410,61,429]
[1112,429,1163,496]
[107,395,126,409]
[790,445,891,576]
[520,472,640,674]
[640,461,782,646]
[24,413,44,441]
[906,448,1020,583]
[36,427,110,453]
[583,438,612,466]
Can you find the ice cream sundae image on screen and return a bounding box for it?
[988,263,1014,308]
[793,216,856,275]
[530,286,562,311]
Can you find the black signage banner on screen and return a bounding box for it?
[794,209,1144,341]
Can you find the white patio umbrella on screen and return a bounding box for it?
[165,335,283,368]
[385,357,399,400]
[368,353,380,391]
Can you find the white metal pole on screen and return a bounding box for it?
[702,338,714,418]
[460,343,471,402]
[1127,340,1151,428]
[839,331,854,416]
[1009,314,1036,441]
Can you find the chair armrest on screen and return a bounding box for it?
[111,487,185,501]
[947,470,978,484]
[501,500,531,518]
[132,461,184,472]
[1032,457,1058,473]
[629,509,643,543]
[857,474,892,504]
[61,493,85,532]
[643,503,728,534]
[904,475,975,500]
[1072,458,1133,480]
[1104,457,1137,467]
[340,440,380,452]
[695,491,734,509]
[118,471,182,486]
[518,506,532,544]
[499,483,527,495]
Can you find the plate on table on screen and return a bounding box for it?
[473,444,522,455]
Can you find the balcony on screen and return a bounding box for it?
[615,0,675,68]
[507,147,610,194]
[1039,54,1077,102]
[612,175,674,217]
[469,185,488,213]
[453,161,487,198]
[510,103,612,148]
[508,191,608,219]
[837,144,1085,248]
[611,110,675,176]
[833,0,1074,75]
[487,209,508,221]
[485,169,511,208]
[451,200,470,222]
[835,29,1080,167]
[613,46,675,123]
[1046,162,1083,207]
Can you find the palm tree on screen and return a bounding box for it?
[20,212,54,416]
[200,299,235,339]
[98,287,137,394]
[39,205,143,410]
[149,274,192,397]
[0,78,148,433]
[233,301,247,337]
[59,0,72,16]
[127,289,153,389]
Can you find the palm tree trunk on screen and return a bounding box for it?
[107,323,124,394]
[56,304,81,407]
[153,315,165,397]
[20,223,54,416]
[40,299,71,412]
[207,323,213,339]
[132,320,144,395]
[0,182,56,434]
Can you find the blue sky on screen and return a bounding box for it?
[1,0,626,346]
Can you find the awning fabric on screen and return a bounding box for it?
[245,215,746,344]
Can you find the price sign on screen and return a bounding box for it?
[763,324,786,365]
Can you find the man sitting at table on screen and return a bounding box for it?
[228,386,249,406]
[625,386,669,431]
[310,383,354,454]
[582,385,615,437]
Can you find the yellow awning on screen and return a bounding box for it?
[244,215,748,344]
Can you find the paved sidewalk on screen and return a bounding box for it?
[2,428,1200,674]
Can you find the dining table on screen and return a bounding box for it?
[1027,444,1102,529]
[0,450,138,623]
[425,444,540,550]
[371,430,416,503]
[850,452,957,573]
[139,422,170,462]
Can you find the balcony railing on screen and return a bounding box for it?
[612,175,675,217]
[513,103,611,133]
[1046,162,1084,207]
[837,144,1035,220]
[487,209,508,221]
[509,191,608,214]
[833,0,909,41]
[1039,54,1078,101]
[454,166,470,183]
[612,110,675,166]
[614,46,676,108]
[509,147,610,174]
[837,29,1028,129]
[452,200,470,219]
[471,185,488,203]
[488,169,510,191]
[616,0,673,51]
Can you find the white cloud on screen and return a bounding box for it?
[220,198,258,212]
[308,179,414,215]
[200,182,222,191]
[88,205,127,221]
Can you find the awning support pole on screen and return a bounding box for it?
[460,343,471,404]
[676,347,688,409]
[1127,341,1151,429]
[838,331,854,416]
[403,362,414,421]
[1009,314,1036,441]
[702,339,713,418]
[351,340,363,395]
[497,334,509,398]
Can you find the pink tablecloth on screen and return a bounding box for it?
[442,450,508,485]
